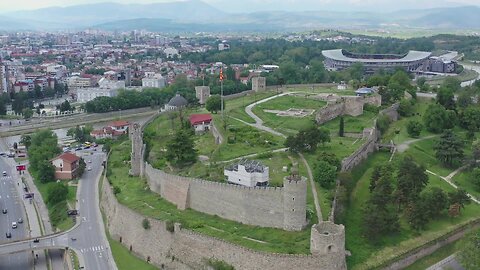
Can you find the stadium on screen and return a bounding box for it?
[322,49,432,73]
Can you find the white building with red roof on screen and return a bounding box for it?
[90,120,129,139]
[189,113,212,133]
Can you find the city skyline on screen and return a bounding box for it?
[1,0,480,13]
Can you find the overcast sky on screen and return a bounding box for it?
[1,0,479,13]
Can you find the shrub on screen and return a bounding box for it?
[142,218,151,230]
[207,259,235,270]
[113,186,121,195]
[407,120,423,138]
[376,114,392,134]
[166,221,175,233]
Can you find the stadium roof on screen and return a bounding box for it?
[322,49,431,63]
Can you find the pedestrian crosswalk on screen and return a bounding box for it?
[80,245,105,253]
[1,176,12,181]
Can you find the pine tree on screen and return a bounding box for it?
[339,116,345,137]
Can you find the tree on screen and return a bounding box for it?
[165,129,197,166]
[20,135,31,149]
[398,99,414,117]
[458,228,480,269]
[416,77,427,89]
[405,200,429,231]
[457,92,472,109]
[38,160,55,183]
[422,187,449,220]
[313,160,337,188]
[396,156,429,207]
[434,130,464,167]
[460,107,480,133]
[472,168,480,192]
[317,152,341,172]
[363,165,399,242]
[376,114,392,134]
[34,85,43,99]
[59,100,72,112]
[406,120,423,138]
[205,95,223,114]
[338,116,345,137]
[22,108,33,119]
[27,130,60,173]
[47,183,68,206]
[285,126,330,153]
[448,189,471,210]
[436,87,456,110]
[423,104,448,133]
[78,158,86,177]
[442,77,461,92]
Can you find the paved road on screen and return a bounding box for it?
[0,150,117,270]
[426,254,465,270]
[0,158,32,269]
[460,63,480,87]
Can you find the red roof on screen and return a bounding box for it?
[189,114,212,126]
[56,152,80,163]
[110,120,129,127]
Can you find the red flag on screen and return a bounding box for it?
[219,68,224,81]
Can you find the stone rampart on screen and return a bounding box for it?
[340,127,378,172]
[145,163,308,231]
[101,177,347,270]
[315,94,381,125]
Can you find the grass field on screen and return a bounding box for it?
[344,152,480,269]
[453,170,480,201]
[107,232,159,270]
[251,95,326,135]
[109,141,313,254]
[320,110,377,134]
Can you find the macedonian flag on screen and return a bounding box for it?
[219,67,224,81]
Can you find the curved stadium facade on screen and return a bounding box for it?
[322,49,432,73]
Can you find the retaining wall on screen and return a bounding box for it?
[101,177,347,270]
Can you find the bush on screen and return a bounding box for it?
[407,120,423,138]
[166,221,175,233]
[113,186,121,195]
[142,218,151,230]
[207,259,235,270]
[376,114,392,134]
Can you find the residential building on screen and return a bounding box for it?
[218,43,230,51]
[189,114,212,132]
[67,76,94,88]
[90,120,129,139]
[164,47,180,58]
[51,152,81,180]
[224,159,269,187]
[77,87,118,103]
[142,72,166,88]
[0,64,7,93]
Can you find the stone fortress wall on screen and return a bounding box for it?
[101,176,347,270]
[145,164,308,231]
[315,94,382,124]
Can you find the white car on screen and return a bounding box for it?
[87,167,92,171]
[2,171,6,176]
[11,222,17,229]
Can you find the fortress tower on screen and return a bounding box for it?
[130,123,144,176]
[282,175,307,231]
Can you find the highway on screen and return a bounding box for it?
[0,149,117,270]
[0,157,31,269]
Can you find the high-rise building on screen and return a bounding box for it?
[0,63,8,93]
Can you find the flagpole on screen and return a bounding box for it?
[221,79,224,119]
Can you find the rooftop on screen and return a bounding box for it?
[189,114,212,125]
[322,49,432,63]
[226,159,267,173]
[55,152,80,163]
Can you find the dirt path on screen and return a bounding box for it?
[299,153,323,221]
[396,135,437,153]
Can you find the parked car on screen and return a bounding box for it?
[5,232,11,238]
[11,222,17,229]
[2,209,7,214]
[18,218,23,224]
[2,171,6,176]
[87,167,92,171]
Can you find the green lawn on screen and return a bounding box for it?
[345,152,480,270]
[251,95,326,136]
[320,110,377,134]
[453,170,480,201]
[107,232,159,270]
[29,173,75,231]
[108,141,312,254]
[225,91,279,123]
